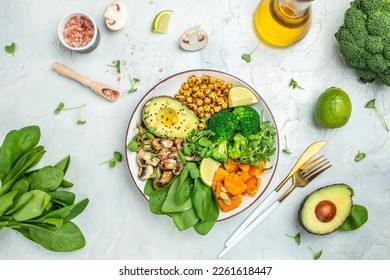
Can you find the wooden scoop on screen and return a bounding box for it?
[52,62,120,102]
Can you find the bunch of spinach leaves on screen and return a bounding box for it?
[145,163,219,235]
[0,125,89,252]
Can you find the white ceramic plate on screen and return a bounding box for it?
[125,69,279,221]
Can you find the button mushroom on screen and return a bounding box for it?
[138,165,154,180]
[179,27,208,51]
[136,148,160,167]
[103,1,128,31]
[152,137,174,150]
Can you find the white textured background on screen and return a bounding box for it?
[0,0,389,260]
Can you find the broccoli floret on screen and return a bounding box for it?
[207,109,238,141]
[209,139,228,163]
[228,133,248,160]
[232,106,260,137]
[335,0,390,86]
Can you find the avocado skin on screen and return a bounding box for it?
[298,184,354,235]
[142,96,199,139]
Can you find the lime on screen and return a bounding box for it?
[199,157,221,187]
[314,87,352,128]
[152,10,173,34]
[228,87,259,108]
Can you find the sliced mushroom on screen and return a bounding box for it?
[156,148,170,161]
[152,137,174,150]
[162,158,177,170]
[184,154,196,161]
[138,165,154,180]
[136,148,160,167]
[179,27,208,51]
[168,153,184,175]
[160,171,173,185]
[174,139,184,150]
[103,1,128,31]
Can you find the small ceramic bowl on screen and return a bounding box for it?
[58,12,100,53]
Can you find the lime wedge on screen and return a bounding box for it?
[152,10,173,34]
[228,87,259,108]
[199,157,221,187]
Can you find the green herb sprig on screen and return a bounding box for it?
[365,99,389,132]
[128,75,140,93]
[289,78,305,90]
[308,247,322,260]
[5,42,16,56]
[54,102,86,125]
[285,233,301,245]
[355,151,366,162]
[99,151,123,167]
[282,135,292,154]
[241,43,260,63]
[107,59,121,73]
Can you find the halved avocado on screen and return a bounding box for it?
[142,96,199,139]
[298,184,354,235]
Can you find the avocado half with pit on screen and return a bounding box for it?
[142,96,199,139]
[298,184,354,235]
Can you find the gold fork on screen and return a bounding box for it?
[218,156,331,258]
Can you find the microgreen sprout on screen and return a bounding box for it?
[355,151,366,162]
[107,59,121,73]
[365,99,389,132]
[308,247,322,260]
[241,42,260,63]
[289,78,305,90]
[5,42,16,56]
[99,151,123,167]
[128,75,140,93]
[285,233,301,245]
[54,102,86,124]
[282,135,292,154]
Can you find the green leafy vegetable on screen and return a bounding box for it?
[282,135,292,154]
[0,126,88,252]
[192,179,211,222]
[127,139,138,152]
[339,204,368,232]
[107,59,121,73]
[355,151,366,162]
[241,43,259,63]
[289,78,305,90]
[128,75,140,93]
[54,103,86,124]
[172,207,200,231]
[193,189,219,235]
[5,42,16,56]
[99,151,123,167]
[161,178,193,213]
[285,232,300,245]
[365,99,389,132]
[308,247,322,260]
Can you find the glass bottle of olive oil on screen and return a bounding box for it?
[255,0,313,47]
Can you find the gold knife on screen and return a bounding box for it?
[224,141,327,247]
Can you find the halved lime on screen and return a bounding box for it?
[199,157,221,187]
[228,86,259,108]
[152,10,173,34]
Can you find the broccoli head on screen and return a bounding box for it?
[227,133,248,160]
[335,0,390,86]
[209,139,228,163]
[207,109,238,141]
[232,106,260,137]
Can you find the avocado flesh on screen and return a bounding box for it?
[299,184,354,235]
[142,96,199,139]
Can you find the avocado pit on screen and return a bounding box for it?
[315,200,336,223]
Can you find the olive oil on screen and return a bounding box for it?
[255,0,312,47]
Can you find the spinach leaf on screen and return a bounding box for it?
[54,155,71,175]
[172,207,200,231]
[11,190,51,221]
[0,190,18,216]
[149,187,170,215]
[144,178,155,196]
[31,166,64,192]
[339,204,368,232]
[49,190,76,206]
[0,126,40,182]
[60,179,74,188]
[176,171,194,204]
[43,218,64,228]
[193,189,219,235]
[15,221,85,252]
[0,146,46,195]
[5,191,34,215]
[161,178,193,213]
[192,179,211,222]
